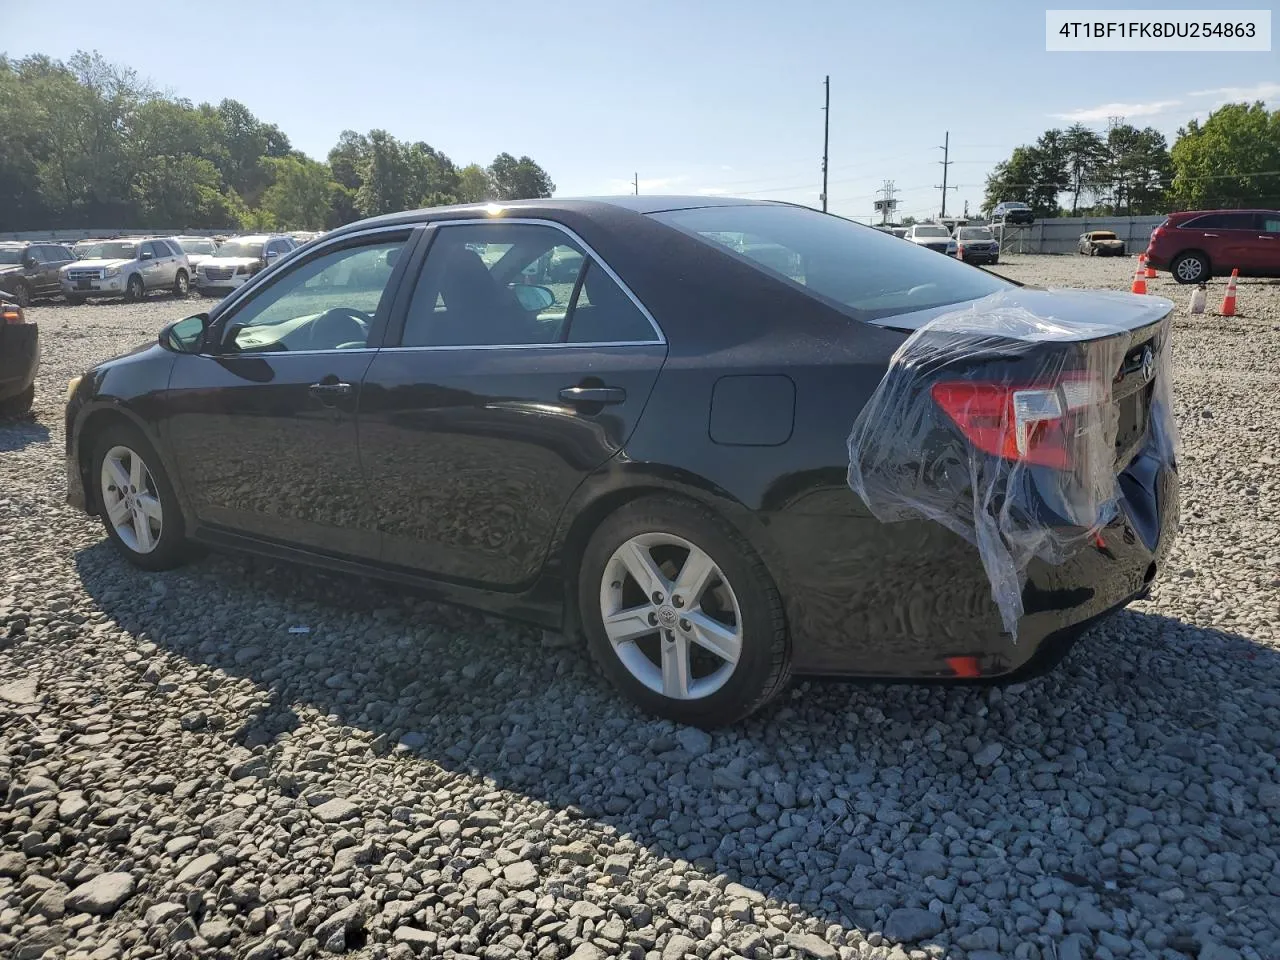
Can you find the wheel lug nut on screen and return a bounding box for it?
[647,612,658,626]
[679,619,691,632]
[672,595,684,608]
[652,592,664,604]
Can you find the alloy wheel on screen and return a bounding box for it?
[598,532,743,700]
[99,445,164,554]
[1176,257,1203,282]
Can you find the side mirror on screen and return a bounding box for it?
[265,250,279,261]
[159,313,209,354]
[511,284,556,313]
[24,255,38,268]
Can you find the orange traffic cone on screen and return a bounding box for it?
[1143,254,1156,279]
[1131,259,1147,295]
[1220,268,1238,316]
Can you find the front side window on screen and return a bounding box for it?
[219,237,407,353]
[654,205,1009,321]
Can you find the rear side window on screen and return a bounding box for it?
[1184,213,1255,230]
[652,205,1008,321]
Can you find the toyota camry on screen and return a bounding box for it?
[65,197,1178,727]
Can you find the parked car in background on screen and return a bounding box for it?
[63,196,1177,726]
[0,295,38,416]
[990,201,1035,226]
[1078,231,1127,257]
[904,223,958,255]
[60,238,191,304]
[1144,209,1280,283]
[173,236,220,275]
[72,238,111,259]
[953,225,999,265]
[194,234,297,294]
[0,241,77,306]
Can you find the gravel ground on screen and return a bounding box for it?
[2,262,1279,960]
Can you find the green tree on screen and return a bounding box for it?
[1062,123,1108,215]
[214,98,291,204]
[1170,102,1280,210]
[258,155,335,229]
[488,153,555,200]
[1099,124,1171,215]
[457,163,495,202]
[131,154,234,228]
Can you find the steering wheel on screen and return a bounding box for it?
[306,307,370,350]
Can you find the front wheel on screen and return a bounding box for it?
[173,270,189,297]
[124,275,145,302]
[1172,252,1209,284]
[91,423,189,571]
[578,496,790,727]
[10,281,31,307]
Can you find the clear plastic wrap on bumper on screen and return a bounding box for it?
[847,290,1178,638]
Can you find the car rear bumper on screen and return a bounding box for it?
[772,460,1179,679]
[0,324,39,400]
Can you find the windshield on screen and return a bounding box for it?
[651,205,1009,321]
[1091,232,1118,240]
[1003,202,1030,210]
[957,227,995,241]
[913,225,951,238]
[0,248,24,265]
[217,240,264,258]
[81,241,140,260]
[178,238,216,255]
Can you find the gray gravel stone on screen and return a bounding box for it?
[65,872,135,915]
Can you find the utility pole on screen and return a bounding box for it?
[633,172,639,195]
[935,130,957,219]
[875,179,899,225]
[821,76,830,212]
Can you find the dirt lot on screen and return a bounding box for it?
[2,259,1279,960]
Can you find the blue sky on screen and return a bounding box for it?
[3,0,1277,221]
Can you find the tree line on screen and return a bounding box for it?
[982,101,1280,219]
[0,51,556,232]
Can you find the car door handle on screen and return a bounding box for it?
[559,385,626,405]
[1202,233,1219,238]
[309,380,353,402]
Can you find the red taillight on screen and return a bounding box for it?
[1,304,26,324]
[930,377,1102,469]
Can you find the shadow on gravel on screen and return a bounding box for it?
[73,541,1280,952]
[0,414,50,451]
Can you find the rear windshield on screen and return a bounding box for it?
[651,205,1009,321]
[956,227,994,241]
[1091,232,1118,240]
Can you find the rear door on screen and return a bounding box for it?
[1252,212,1280,275]
[359,219,667,587]
[139,242,166,290]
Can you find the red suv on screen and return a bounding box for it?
[1145,209,1280,283]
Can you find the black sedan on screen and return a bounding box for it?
[0,297,38,416]
[65,197,1178,726]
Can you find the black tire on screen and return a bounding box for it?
[66,294,86,306]
[578,496,790,728]
[0,384,34,417]
[90,422,189,571]
[11,281,31,307]
[1172,251,1209,285]
[125,274,145,302]
[173,270,189,297]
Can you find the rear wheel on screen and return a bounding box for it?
[10,281,31,307]
[578,496,790,727]
[173,270,189,297]
[0,384,34,417]
[1172,251,1209,284]
[91,423,189,571]
[125,275,145,302]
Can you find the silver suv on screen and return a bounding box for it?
[61,237,192,304]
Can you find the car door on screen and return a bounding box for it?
[358,219,668,587]
[137,242,163,290]
[1249,213,1280,275]
[161,226,419,558]
[46,246,73,295]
